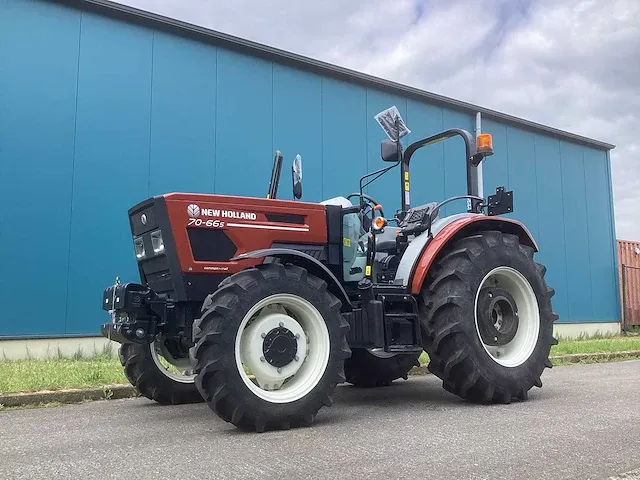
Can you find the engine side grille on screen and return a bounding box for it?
[187,228,237,262]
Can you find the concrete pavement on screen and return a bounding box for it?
[1,360,639,479]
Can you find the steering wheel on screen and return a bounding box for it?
[346,193,384,233]
[346,193,384,217]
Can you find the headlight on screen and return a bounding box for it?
[150,230,164,253]
[134,236,145,259]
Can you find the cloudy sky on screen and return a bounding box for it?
[120,0,640,240]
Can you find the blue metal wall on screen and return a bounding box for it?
[0,0,619,337]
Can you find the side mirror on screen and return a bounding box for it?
[292,154,303,200]
[381,139,403,162]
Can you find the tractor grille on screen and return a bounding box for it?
[140,255,173,295]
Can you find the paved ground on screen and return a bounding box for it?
[1,360,640,480]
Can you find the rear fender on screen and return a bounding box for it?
[408,216,538,295]
[230,248,352,311]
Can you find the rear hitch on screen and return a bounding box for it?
[101,280,173,344]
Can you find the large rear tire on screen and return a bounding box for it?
[192,263,351,432]
[344,349,421,387]
[419,230,558,403]
[119,337,203,405]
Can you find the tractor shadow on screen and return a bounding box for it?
[335,374,549,410]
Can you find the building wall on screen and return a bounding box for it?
[0,0,619,338]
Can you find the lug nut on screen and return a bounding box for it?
[261,332,266,338]
[260,356,265,362]
[294,356,299,362]
[295,333,300,339]
[135,328,145,338]
[277,368,282,373]
[279,322,284,327]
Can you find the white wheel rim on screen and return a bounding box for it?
[150,336,196,384]
[234,293,330,403]
[474,266,540,368]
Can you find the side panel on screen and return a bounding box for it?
[272,65,323,202]
[533,135,569,322]
[65,13,153,334]
[215,50,273,196]
[321,78,367,200]
[163,194,328,275]
[365,92,407,212]
[0,0,80,336]
[506,126,539,238]
[559,141,593,321]
[148,33,217,195]
[442,110,475,216]
[404,101,445,208]
[584,148,619,321]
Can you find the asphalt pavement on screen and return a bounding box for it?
[1,360,640,480]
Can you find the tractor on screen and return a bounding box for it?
[101,106,558,432]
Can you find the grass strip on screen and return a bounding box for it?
[1,333,639,395]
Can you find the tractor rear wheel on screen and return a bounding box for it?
[419,230,558,404]
[344,349,421,387]
[192,263,351,432]
[119,336,203,405]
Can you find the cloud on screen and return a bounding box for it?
[119,0,640,239]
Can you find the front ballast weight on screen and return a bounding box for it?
[101,280,173,344]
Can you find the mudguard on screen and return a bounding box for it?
[408,215,538,295]
[230,248,352,311]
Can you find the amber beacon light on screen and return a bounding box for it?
[476,133,494,156]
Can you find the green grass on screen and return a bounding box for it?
[417,331,640,367]
[1,332,639,395]
[552,332,640,356]
[0,345,126,394]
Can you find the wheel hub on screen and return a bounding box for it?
[239,311,307,390]
[477,287,519,346]
[263,327,298,368]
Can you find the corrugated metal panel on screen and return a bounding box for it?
[48,0,616,151]
[0,0,621,337]
[618,240,640,327]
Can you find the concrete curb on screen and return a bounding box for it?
[548,350,640,363]
[0,384,138,408]
[2,351,639,409]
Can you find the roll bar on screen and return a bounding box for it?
[400,128,489,215]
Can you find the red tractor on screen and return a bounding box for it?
[102,107,558,432]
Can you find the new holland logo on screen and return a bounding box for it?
[187,204,200,218]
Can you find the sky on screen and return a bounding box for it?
[119,0,640,240]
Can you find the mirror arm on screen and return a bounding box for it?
[359,162,399,209]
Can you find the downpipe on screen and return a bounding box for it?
[475,112,484,199]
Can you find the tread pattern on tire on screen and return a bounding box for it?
[419,230,558,404]
[192,262,351,432]
[119,343,203,405]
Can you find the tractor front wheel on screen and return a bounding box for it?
[344,349,421,388]
[192,263,351,432]
[119,336,203,405]
[420,230,558,403]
